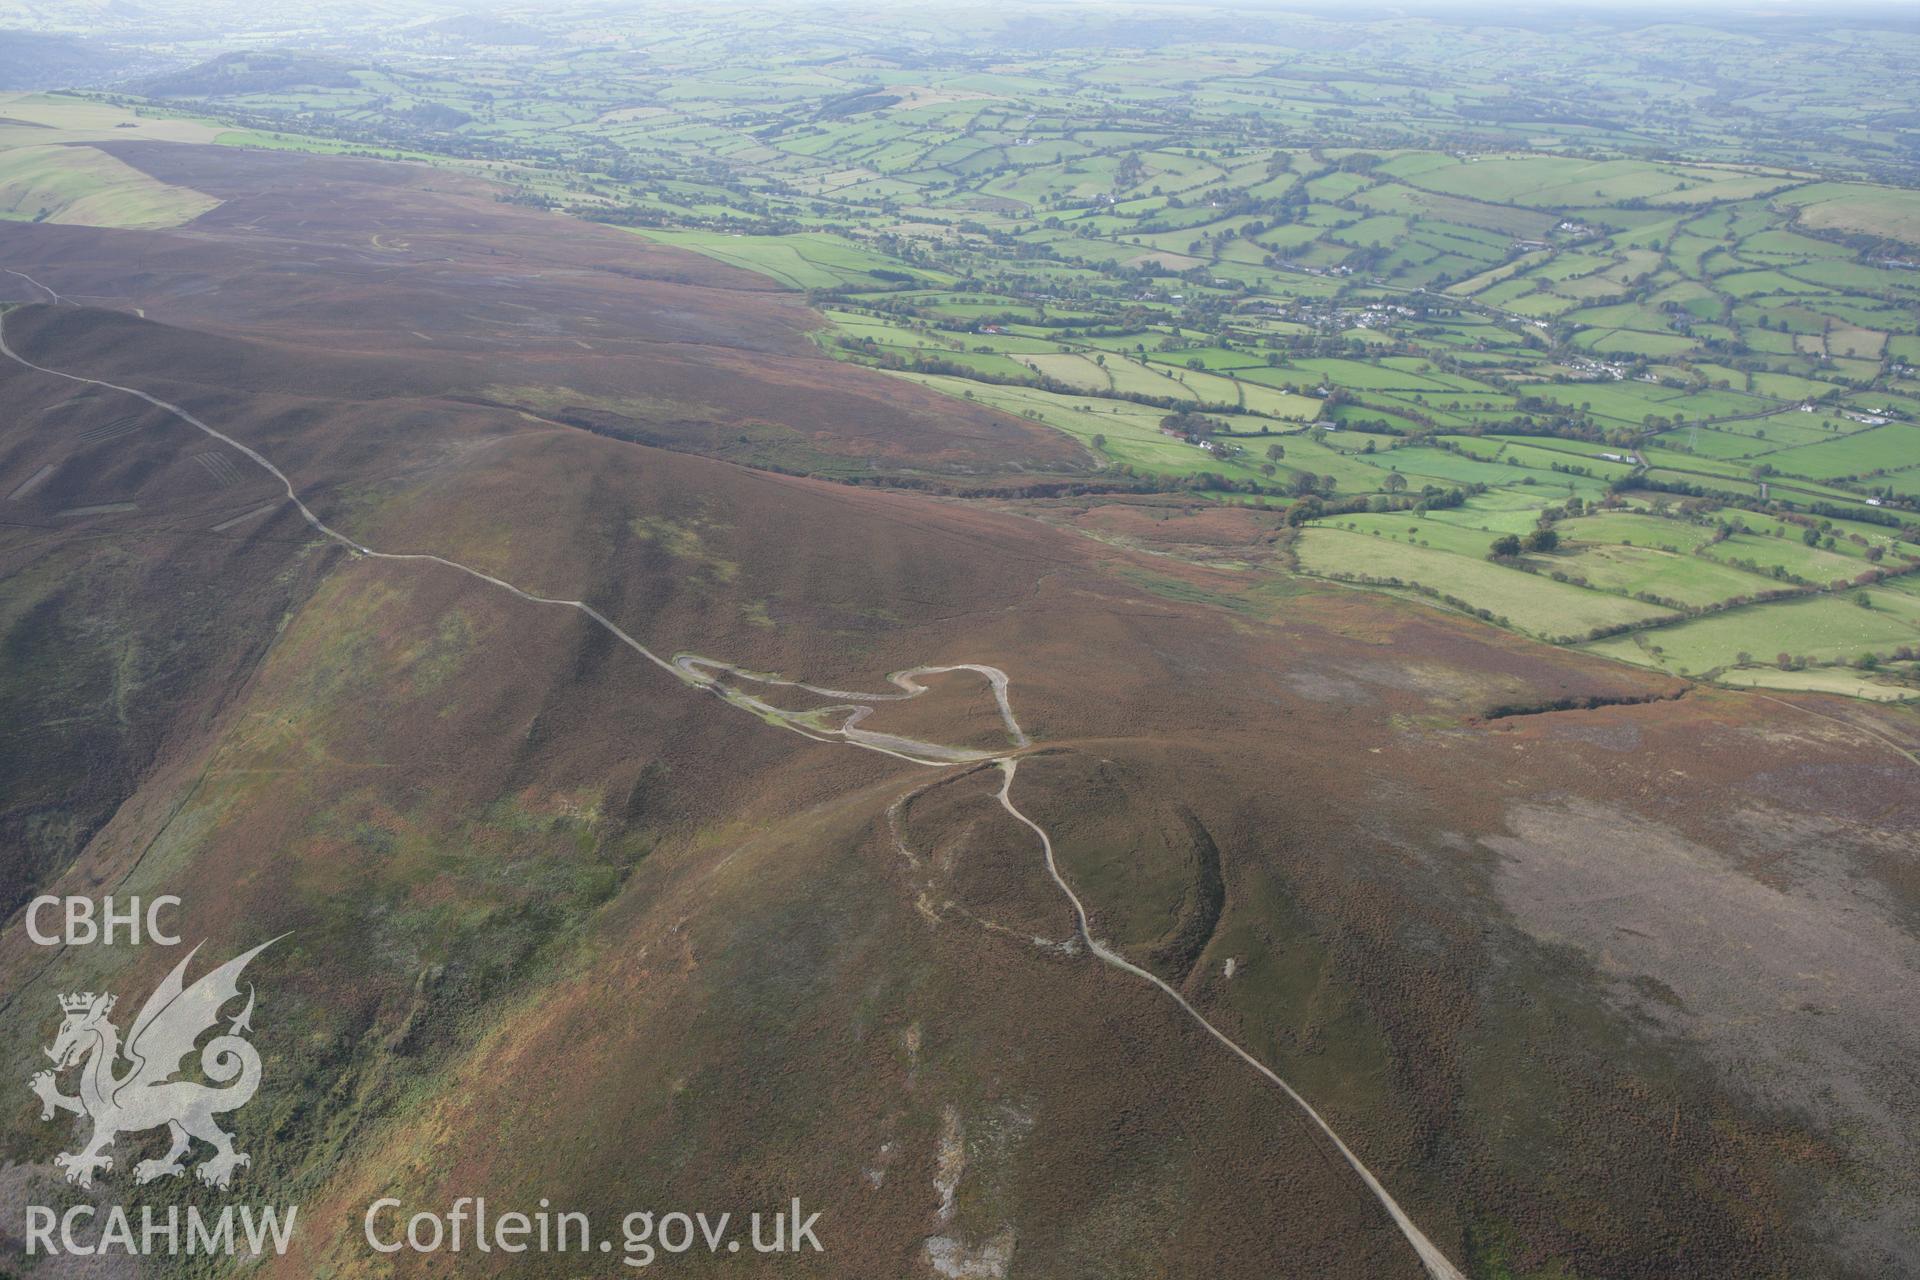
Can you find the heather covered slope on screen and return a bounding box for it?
[0,302,1431,1280]
[1,139,1917,1279]
[0,142,1089,484]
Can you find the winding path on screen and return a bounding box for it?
[994,757,1463,1279]
[674,655,1028,762]
[3,269,64,305]
[0,299,1464,1280]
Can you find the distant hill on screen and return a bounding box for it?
[419,13,553,46]
[396,101,472,131]
[0,30,127,89]
[816,87,902,119]
[128,49,360,97]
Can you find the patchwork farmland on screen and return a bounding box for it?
[86,6,1920,700]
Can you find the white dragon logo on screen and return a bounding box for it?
[29,937,281,1189]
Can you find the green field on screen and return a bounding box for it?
[0,96,223,228]
[627,228,945,290]
[1583,589,1920,674]
[1296,527,1677,637]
